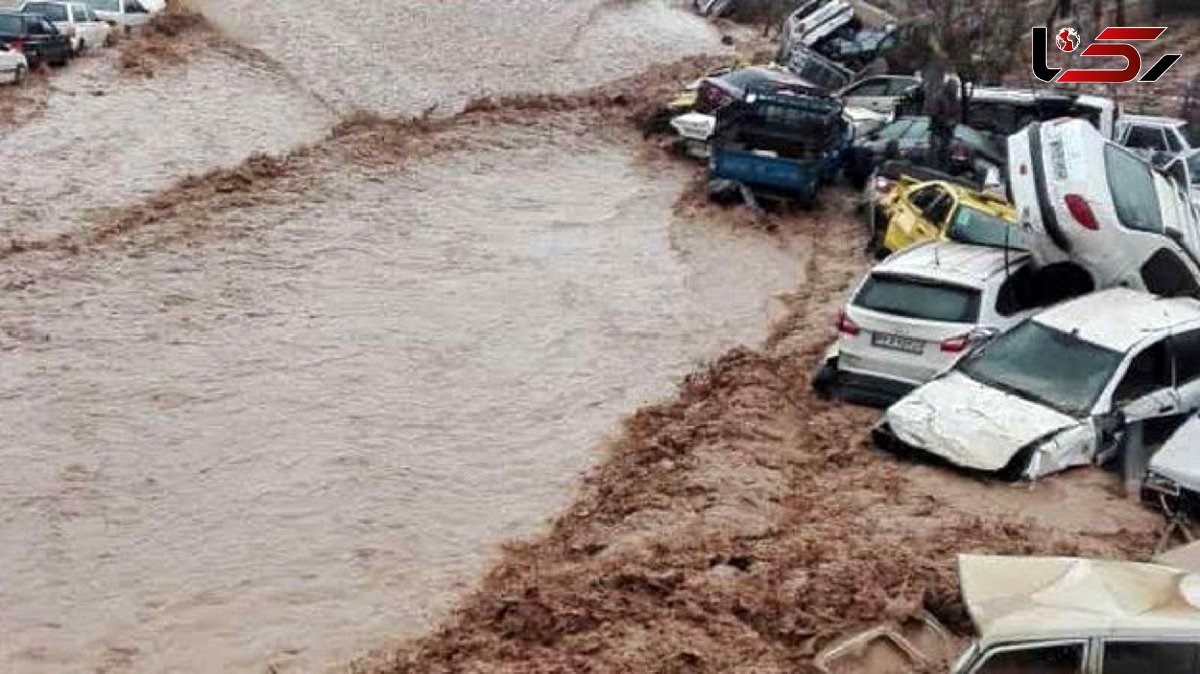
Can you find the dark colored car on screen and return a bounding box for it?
[845,116,1004,187]
[0,11,71,68]
[694,66,819,114]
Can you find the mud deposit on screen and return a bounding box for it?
[364,205,1159,673]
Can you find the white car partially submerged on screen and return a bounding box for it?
[815,242,1051,406]
[874,288,1200,480]
[0,46,27,84]
[949,553,1200,673]
[1008,118,1200,299]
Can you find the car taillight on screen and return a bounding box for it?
[8,39,23,53]
[836,309,860,336]
[940,333,970,353]
[1064,193,1099,230]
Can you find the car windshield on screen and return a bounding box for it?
[1105,144,1164,233]
[1184,124,1200,148]
[853,273,981,323]
[721,69,772,91]
[947,206,1025,250]
[959,320,1123,416]
[953,124,998,155]
[86,0,119,10]
[875,117,927,142]
[30,3,68,20]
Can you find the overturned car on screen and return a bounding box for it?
[874,288,1200,481]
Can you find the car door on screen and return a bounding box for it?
[1112,339,1182,426]
[1173,328,1200,416]
[885,183,947,250]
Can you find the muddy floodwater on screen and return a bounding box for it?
[0,2,820,670]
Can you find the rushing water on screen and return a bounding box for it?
[0,2,814,672]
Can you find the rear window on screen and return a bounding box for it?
[947,206,1025,250]
[1104,144,1163,233]
[853,273,981,323]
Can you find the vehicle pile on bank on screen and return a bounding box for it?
[674,0,1200,668]
[0,0,164,82]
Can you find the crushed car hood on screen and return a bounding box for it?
[1149,415,1200,492]
[886,372,1079,472]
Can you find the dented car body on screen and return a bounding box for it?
[950,553,1200,673]
[874,288,1200,480]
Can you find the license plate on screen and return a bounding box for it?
[872,332,924,354]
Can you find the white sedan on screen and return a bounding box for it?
[874,288,1200,481]
[0,47,27,84]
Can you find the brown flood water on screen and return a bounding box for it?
[0,4,815,670]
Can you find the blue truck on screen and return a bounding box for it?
[708,89,850,207]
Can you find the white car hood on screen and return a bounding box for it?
[1149,415,1200,491]
[886,372,1079,472]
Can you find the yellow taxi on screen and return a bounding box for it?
[877,178,1019,255]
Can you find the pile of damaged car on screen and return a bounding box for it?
[816,541,1200,673]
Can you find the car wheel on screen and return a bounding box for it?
[812,359,840,400]
[77,39,86,55]
[997,445,1036,483]
[13,64,25,84]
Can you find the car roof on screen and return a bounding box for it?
[1120,114,1187,128]
[875,241,1028,288]
[959,554,1200,648]
[1033,287,1200,352]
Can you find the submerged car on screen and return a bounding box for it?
[1008,118,1200,299]
[846,115,1003,187]
[950,553,1200,673]
[83,0,152,30]
[875,178,1018,256]
[874,288,1200,480]
[814,242,1048,406]
[0,44,27,83]
[693,65,817,114]
[1165,149,1200,209]
[0,11,71,68]
[1117,114,1197,161]
[838,74,918,116]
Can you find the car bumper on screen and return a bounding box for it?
[834,367,918,408]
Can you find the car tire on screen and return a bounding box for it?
[13,65,25,84]
[77,39,86,55]
[812,360,839,400]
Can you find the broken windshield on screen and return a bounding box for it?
[959,321,1123,417]
[947,206,1025,250]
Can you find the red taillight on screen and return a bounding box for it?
[940,333,970,353]
[1064,193,1099,230]
[836,309,860,336]
[8,39,24,53]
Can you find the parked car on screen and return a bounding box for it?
[0,11,71,68]
[693,0,736,17]
[777,0,896,66]
[861,159,984,237]
[0,44,28,83]
[874,288,1200,480]
[1116,114,1197,162]
[874,178,1018,256]
[1008,119,1200,299]
[1144,411,1200,519]
[846,115,1004,186]
[84,0,151,31]
[813,242,1050,406]
[20,1,110,53]
[838,74,918,116]
[948,553,1200,673]
[693,65,817,114]
[962,87,1118,141]
[708,89,849,206]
